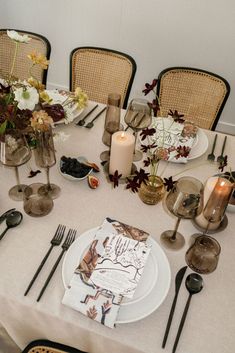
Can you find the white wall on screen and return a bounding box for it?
[1,0,235,134]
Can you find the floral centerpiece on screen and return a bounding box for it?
[0,30,88,139]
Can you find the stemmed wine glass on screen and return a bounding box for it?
[0,129,31,201]
[34,126,61,199]
[160,176,204,250]
[100,93,121,162]
[124,98,152,161]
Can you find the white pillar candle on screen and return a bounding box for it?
[195,177,221,230]
[109,131,135,178]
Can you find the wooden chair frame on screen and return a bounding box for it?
[156,67,230,130]
[0,28,51,85]
[70,46,136,109]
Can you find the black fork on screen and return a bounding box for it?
[24,224,66,296]
[36,229,76,302]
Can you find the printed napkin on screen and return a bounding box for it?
[150,116,198,163]
[62,218,150,328]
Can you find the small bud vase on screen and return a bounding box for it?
[138,175,165,205]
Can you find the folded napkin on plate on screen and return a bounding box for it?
[150,117,198,163]
[62,218,150,328]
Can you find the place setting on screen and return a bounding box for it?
[61,217,171,326]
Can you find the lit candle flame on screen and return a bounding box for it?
[121,132,125,139]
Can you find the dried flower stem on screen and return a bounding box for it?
[9,41,19,80]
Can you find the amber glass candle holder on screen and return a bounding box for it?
[202,177,233,234]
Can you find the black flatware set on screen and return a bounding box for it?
[24,224,76,301]
[162,266,203,353]
[76,104,107,128]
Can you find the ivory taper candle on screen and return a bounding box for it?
[109,131,135,178]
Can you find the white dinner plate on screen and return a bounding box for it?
[62,227,171,324]
[188,128,209,160]
[45,90,84,124]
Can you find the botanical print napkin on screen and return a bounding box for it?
[90,234,151,298]
[62,218,149,328]
[151,117,198,163]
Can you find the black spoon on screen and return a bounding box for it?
[0,211,23,241]
[172,273,203,353]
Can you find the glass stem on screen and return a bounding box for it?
[203,221,210,236]
[14,166,22,193]
[46,167,52,191]
[133,130,138,153]
[171,218,181,241]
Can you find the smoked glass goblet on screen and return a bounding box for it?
[124,98,152,161]
[34,126,61,199]
[185,235,221,274]
[160,176,204,250]
[0,129,31,201]
[100,93,121,162]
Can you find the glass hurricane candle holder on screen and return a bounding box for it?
[201,177,233,235]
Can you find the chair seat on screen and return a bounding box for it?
[22,339,87,353]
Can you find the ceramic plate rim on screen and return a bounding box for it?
[188,128,209,160]
[45,89,84,125]
[62,227,171,324]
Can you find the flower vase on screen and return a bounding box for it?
[138,175,165,205]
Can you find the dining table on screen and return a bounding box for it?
[0,101,234,353]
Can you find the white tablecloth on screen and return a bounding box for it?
[0,103,234,353]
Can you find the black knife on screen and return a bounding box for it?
[162,266,187,348]
[0,209,16,225]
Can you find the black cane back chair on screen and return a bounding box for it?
[70,46,136,109]
[0,29,51,85]
[22,339,87,353]
[156,67,230,130]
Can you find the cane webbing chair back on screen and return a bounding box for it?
[156,67,230,130]
[22,339,87,353]
[0,29,51,85]
[70,47,136,109]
